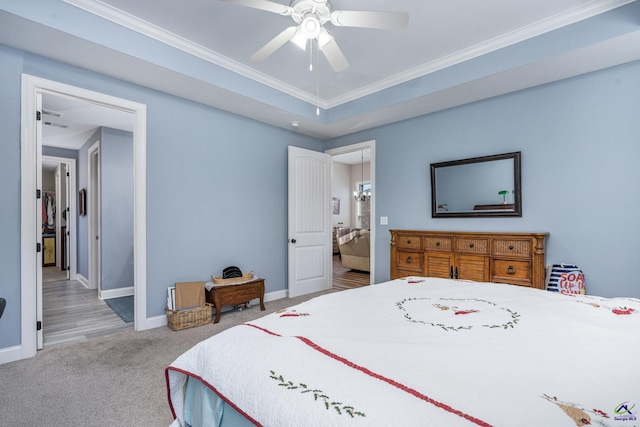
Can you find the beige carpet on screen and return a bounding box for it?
[0,289,335,426]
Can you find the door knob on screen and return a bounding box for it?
[290,239,297,244]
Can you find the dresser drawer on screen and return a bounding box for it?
[455,238,489,255]
[492,239,531,257]
[397,250,423,270]
[491,259,531,284]
[424,236,453,251]
[397,235,422,250]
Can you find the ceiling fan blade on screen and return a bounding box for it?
[320,38,349,72]
[331,10,409,30]
[218,0,292,15]
[250,26,298,62]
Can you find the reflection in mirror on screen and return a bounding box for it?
[431,152,521,218]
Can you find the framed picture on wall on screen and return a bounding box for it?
[79,188,86,216]
[332,197,340,215]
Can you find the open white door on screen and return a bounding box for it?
[35,91,44,350]
[64,163,70,278]
[288,146,332,297]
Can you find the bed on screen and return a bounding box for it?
[166,277,640,426]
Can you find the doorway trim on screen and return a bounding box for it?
[20,74,148,360]
[326,140,376,285]
[87,141,101,291]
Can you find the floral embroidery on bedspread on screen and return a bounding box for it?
[276,309,311,318]
[542,394,614,426]
[269,370,366,419]
[573,298,639,316]
[397,297,520,331]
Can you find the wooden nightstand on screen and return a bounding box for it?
[206,278,266,323]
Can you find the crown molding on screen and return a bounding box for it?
[324,0,636,108]
[63,0,325,107]
[65,0,634,111]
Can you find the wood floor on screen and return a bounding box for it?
[40,257,368,349]
[42,268,131,349]
[332,255,370,290]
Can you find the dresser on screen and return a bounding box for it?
[390,230,548,289]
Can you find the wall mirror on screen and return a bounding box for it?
[430,151,521,218]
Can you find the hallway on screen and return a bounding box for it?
[42,268,131,349]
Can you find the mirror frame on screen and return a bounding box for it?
[430,151,522,218]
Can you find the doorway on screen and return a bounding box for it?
[20,75,148,359]
[326,141,375,287]
[41,155,76,282]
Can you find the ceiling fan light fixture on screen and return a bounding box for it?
[290,29,308,50]
[300,15,321,39]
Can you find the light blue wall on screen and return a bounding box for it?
[100,128,134,291]
[42,146,78,161]
[0,45,23,346]
[325,60,640,299]
[0,45,320,350]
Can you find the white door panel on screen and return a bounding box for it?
[288,146,331,297]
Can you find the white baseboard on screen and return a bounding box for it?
[0,345,23,365]
[99,286,134,300]
[142,314,167,330]
[265,289,288,302]
[140,289,288,331]
[76,274,90,288]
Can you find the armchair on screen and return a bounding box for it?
[336,228,370,272]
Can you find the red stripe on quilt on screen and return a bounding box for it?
[246,323,492,427]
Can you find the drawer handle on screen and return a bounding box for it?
[469,243,474,248]
[509,245,514,250]
[436,241,440,246]
[405,256,412,263]
[407,239,412,244]
[506,265,516,275]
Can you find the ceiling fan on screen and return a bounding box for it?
[219,0,409,72]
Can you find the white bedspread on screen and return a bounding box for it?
[167,277,640,426]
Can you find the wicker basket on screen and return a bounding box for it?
[165,303,213,331]
[211,271,255,285]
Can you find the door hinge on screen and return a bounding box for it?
[36,189,41,199]
[36,243,41,253]
[37,321,42,331]
[66,172,70,177]
[36,111,41,121]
